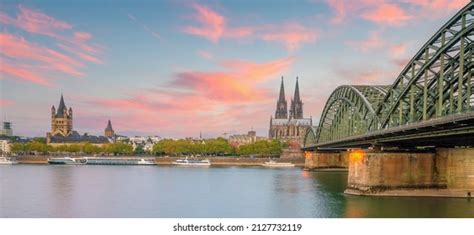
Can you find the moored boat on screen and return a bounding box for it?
[48,157,87,165]
[173,158,211,166]
[262,160,295,168]
[0,157,18,165]
[84,157,155,165]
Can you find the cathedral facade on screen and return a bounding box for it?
[269,77,312,145]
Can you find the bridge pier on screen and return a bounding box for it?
[304,150,348,170]
[344,148,474,197]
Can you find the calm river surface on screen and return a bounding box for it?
[1,165,473,218]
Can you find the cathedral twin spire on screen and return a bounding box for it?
[274,77,303,119]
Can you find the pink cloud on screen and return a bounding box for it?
[183,3,316,51]
[14,5,72,38]
[389,43,408,58]
[346,31,384,52]
[326,0,378,24]
[326,0,468,26]
[74,31,92,41]
[225,26,255,39]
[406,0,468,11]
[183,3,227,42]
[0,5,103,85]
[389,43,411,68]
[334,67,389,85]
[197,50,213,59]
[0,33,84,77]
[326,0,348,24]
[362,3,412,26]
[260,23,318,51]
[0,60,51,86]
[0,99,15,107]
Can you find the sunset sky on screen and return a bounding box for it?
[0,0,469,137]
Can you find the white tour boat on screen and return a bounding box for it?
[47,157,87,165]
[84,157,155,165]
[0,157,18,165]
[262,160,295,168]
[173,158,211,166]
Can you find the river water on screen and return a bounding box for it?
[0,165,473,218]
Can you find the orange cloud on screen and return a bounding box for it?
[173,57,293,102]
[86,57,294,136]
[362,3,412,26]
[346,31,384,52]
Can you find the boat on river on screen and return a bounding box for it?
[85,157,155,165]
[173,158,211,166]
[48,157,87,165]
[0,157,18,165]
[261,160,295,168]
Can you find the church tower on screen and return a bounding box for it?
[104,120,115,138]
[290,77,304,119]
[274,77,288,119]
[51,94,73,136]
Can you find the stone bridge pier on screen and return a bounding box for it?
[344,148,474,197]
[304,150,348,170]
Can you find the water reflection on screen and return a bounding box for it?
[343,195,474,218]
[49,166,75,217]
[0,165,473,218]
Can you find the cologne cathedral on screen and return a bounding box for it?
[269,77,312,145]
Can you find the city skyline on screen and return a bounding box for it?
[0,0,468,137]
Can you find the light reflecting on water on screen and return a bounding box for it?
[0,165,473,218]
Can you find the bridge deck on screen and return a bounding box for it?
[304,112,474,150]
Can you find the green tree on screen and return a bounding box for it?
[134,144,145,155]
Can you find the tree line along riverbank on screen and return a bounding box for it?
[9,138,287,157]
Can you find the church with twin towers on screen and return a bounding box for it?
[269,77,312,145]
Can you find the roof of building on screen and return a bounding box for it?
[105,120,114,131]
[293,77,301,102]
[278,77,286,103]
[56,94,67,117]
[49,131,110,144]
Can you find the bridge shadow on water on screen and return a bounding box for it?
[308,171,474,218]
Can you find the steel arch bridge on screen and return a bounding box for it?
[304,2,474,150]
